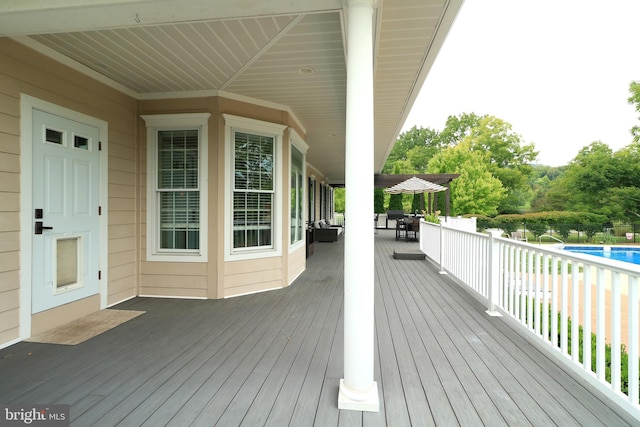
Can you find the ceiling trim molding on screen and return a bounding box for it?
[217,91,307,136]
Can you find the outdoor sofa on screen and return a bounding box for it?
[312,220,344,242]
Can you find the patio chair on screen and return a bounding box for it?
[511,231,527,242]
[395,219,407,240]
[406,218,420,241]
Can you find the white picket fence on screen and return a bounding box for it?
[420,220,640,419]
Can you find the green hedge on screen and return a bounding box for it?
[472,211,608,238]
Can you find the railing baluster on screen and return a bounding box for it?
[628,276,639,405]
[515,247,522,323]
[509,246,515,316]
[551,255,559,348]
[523,248,529,323]
[534,251,541,335]
[583,265,592,373]
[571,262,580,363]
[561,259,569,355]
[542,254,550,341]
[527,249,534,330]
[501,243,508,309]
[611,271,621,393]
[596,267,606,382]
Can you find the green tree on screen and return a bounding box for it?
[629,80,640,143]
[608,141,640,219]
[388,193,403,211]
[334,187,345,213]
[543,140,640,222]
[374,188,385,214]
[548,142,615,216]
[423,113,537,214]
[529,165,566,212]
[437,112,482,147]
[386,164,404,211]
[382,126,441,173]
[411,193,423,213]
[428,141,506,216]
[464,115,538,213]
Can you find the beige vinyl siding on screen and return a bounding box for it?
[108,124,138,305]
[140,262,208,298]
[288,246,306,285]
[0,62,21,343]
[31,295,100,335]
[223,257,283,298]
[0,38,138,337]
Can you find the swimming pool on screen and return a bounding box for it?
[562,246,640,266]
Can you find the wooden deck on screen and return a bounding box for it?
[1,229,637,426]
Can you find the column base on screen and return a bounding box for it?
[338,379,379,412]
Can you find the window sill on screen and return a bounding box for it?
[146,252,207,263]
[225,247,281,262]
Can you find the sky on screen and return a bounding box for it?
[402,0,640,166]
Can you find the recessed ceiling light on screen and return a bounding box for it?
[298,67,314,76]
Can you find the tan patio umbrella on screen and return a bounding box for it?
[384,176,447,195]
[384,176,448,215]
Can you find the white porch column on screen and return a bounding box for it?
[338,0,379,412]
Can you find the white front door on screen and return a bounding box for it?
[31,109,101,313]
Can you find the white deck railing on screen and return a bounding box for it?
[420,220,640,418]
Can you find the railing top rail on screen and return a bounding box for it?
[442,225,640,277]
[503,238,640,276]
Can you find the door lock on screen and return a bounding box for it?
[34,221,53,235]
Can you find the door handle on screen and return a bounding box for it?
[34,221,53,235]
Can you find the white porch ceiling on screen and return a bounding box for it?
[1,0,463,184]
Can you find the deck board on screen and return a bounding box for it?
[0,229,637,426]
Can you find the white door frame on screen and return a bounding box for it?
[19,94,109,339]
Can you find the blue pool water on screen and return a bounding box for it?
[563,246,640,266]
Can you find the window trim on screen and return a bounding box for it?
[289,129,309,253]
[308,175,316,222]
[142,113,210,263]
[223,114,286,261]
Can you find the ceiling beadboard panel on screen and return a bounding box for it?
[30,15,298,93]
[17,0,462,182]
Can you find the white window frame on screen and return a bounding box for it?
[223,114,286,262]
[289,130,309,253]
[142,113,210,263]
[309,175,316,222]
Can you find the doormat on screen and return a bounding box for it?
[26,309,145,345]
